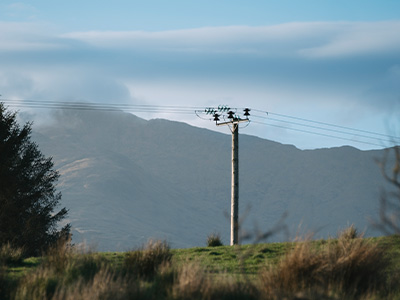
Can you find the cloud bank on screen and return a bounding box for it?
[1,21,399,149]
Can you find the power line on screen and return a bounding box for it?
[252,109,400,142]
[251,113,398,146]
[0,99,202,114]
[251,120,385,148]
[2,98,398,148]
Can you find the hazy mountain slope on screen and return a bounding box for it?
[32,110,390,250]
[239,138,384,237]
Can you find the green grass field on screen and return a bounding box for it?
[2,234,400,299]
[3,240,299,280]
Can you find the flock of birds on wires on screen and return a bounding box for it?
[1,98,399,149]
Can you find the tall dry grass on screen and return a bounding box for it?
[6,227,399,300]
[124,239,172,280]
[259,226,391,299]
[52,268,141,300]
[14,238,107,300]
[0,243,24,265]
[0,243,25,300]
[172,262,258,300]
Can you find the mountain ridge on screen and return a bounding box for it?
[31,109,390,250]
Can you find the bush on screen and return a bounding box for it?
[207,233,223,247]
[124,240,172,280]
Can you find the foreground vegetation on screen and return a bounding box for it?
[1,228,400,300]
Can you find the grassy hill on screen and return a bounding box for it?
[2,231,400,299]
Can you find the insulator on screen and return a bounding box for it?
[227,111,234,119]
[213,113,220,122]
[243,108,251,117]
[205,107,217,115]
[218,105,229,112]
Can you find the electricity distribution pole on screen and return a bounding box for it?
[203,106,250,245]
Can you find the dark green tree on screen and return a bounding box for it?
[0,103,70,256]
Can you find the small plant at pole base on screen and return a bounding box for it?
[207,232,223,247]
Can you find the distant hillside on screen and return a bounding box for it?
[31,109,391,251]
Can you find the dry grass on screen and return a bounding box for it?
[124,239,172,280]
[4,228,400,300]
[14,238,107,300]
[0,243,24,265]
[172,262,258,300]
[41,238,73,274]
[52,268,140,300]
[259,227,391,299]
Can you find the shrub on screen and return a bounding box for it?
[124,240,172,280]
[207,232,223,247]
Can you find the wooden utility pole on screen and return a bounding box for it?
[231,122,239,245]
[211,108,250,246]
[200,106,250,246]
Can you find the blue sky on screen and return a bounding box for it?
[1,1,400,149]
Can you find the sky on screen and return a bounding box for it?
[0,0,400,150]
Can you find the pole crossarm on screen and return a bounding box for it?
[216,118,249,127]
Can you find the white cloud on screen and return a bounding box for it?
[1,20,399,149]
[62,24,321,56]
[0,22,64,51]
[62,21,400,58]
[2,20,400,57]
[299,22,400,58]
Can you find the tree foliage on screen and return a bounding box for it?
[0,103,70,256]
[375,146,400,235]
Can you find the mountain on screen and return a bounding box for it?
[31,109,392,251]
